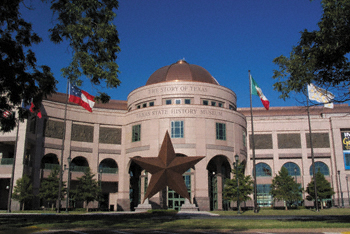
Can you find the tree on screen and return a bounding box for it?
[49,0,121,103]
[0,0,56,132]
[272,0,350,103]
[306,170,334,209]
[12,175,34,210]
[38,167,66,210]
[270,167,302,210]
[71,167,101,212]
[0,0,121,132]
[223,161,253,212]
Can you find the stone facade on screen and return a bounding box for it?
[0,61,349,211]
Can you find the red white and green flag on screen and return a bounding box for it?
[250,75,270,110]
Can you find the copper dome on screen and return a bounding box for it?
[146,60,219,85]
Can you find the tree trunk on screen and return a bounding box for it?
[320,200,324,210]
[51,203,54,211]
[85,201,89,212]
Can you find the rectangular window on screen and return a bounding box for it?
[211,101,216,106]
[216,123,226,140]
[344,153,350,170]
[132,124,141,142]
[166,99,172,105]
[203,100,208,105]
[171,121,184,138]
[218,103,223,107]
[175,99,181,104]
[149,101,154,106]
[142,103,147,108]
[185,99,191,104]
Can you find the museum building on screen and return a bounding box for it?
[0,60,349,211]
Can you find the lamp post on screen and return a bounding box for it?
[234,154,240,214]
[346,176,350,207]
[338,170,344,207]
[294,167,298,207]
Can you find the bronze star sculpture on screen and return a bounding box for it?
[131,131,204,203]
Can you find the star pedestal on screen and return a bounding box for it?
[179,199,199,212]
[134,198,152,212]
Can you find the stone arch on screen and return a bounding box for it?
[282,162,301,176]
[255,162,272,177]
[71,156,89,172]
[99,158,118,174]
[309,161,330,176]
[206,155,231,211]
[41,153,59,169]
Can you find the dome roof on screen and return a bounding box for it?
[146,60,219,85]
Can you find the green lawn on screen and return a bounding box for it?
[0,208,349,234]
[213,207,350,216]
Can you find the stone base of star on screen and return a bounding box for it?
[134,198,152,212]
[178,199,199,212]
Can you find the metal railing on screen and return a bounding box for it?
[0,158,14,165]
[100,167,118,174]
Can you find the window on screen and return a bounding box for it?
[229,105,236,110]
[137,105,140,109]
[218,103,223,108]
[242,131,247,147]
[345,153,350,170]
[142,103,147,108]
[175,99,181,105]
[171,121,184,138]
[255,163,272,177]
[203,100,208,105]
[257,184,272,207]
[185,99,191,104]
[283,162,301,176]
[149,101,154,107]
[309,161,330,176]
[211,101,216,106]
[132,124,141,142]
[216,123,226,140]
[166,99,172,105]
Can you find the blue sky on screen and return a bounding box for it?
[21,0,323,108]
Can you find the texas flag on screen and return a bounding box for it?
[69,84,95,112]
[250,75,270,110]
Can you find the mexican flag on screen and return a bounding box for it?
[250,75,270,110]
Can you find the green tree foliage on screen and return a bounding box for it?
[223,161,253,212]
[38,167,66,210]
[306,170,335,209]
[0,0,120,132]
[71,167,101,212]
[272,0,350,102]
[0,0,57,132]
[12,175,34,210]
[270,167,302,210]
[49,0,121,103]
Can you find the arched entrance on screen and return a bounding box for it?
[129,160,142,211]
[207,155,231,211]
[98,158,118,210]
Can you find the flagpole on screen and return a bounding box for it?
[249,70,258,213]
[307,94,319,212]
[57,80,69,213]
